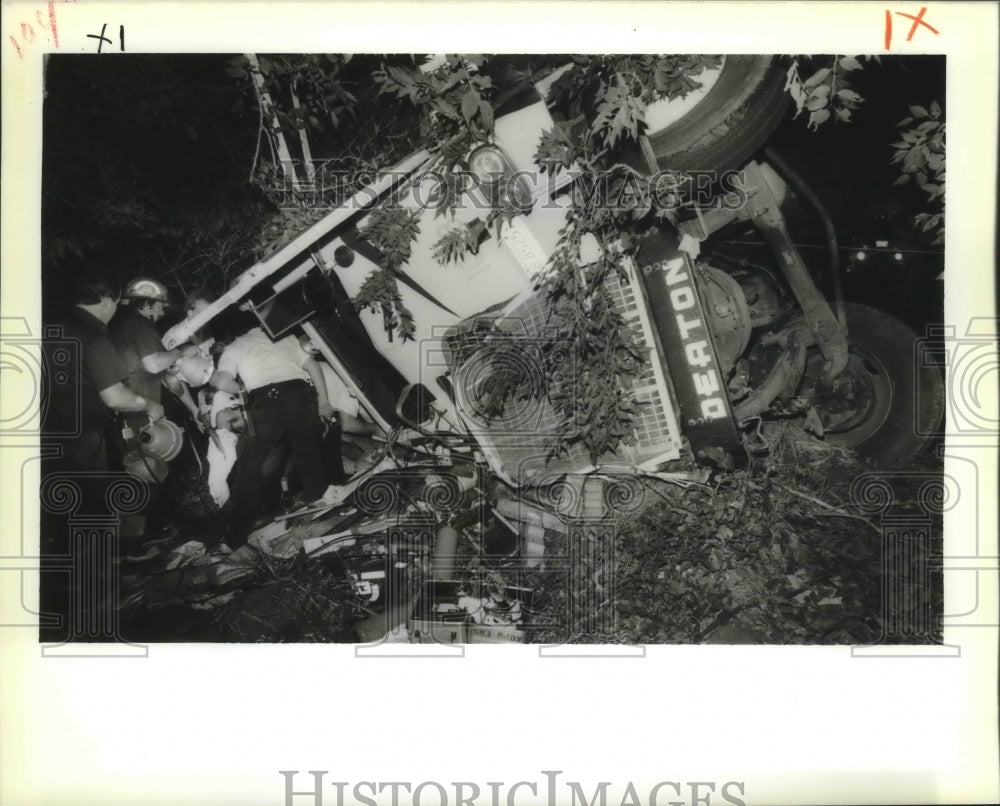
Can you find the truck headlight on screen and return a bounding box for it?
[469,146,507,185]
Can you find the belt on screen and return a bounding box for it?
[248,378,309,400]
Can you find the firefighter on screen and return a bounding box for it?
[109,277,202,428]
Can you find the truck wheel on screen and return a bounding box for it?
[798,303,945,466]
[644,55,790,174]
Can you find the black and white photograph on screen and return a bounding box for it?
[1,3,997,806]
[38,50,949,646]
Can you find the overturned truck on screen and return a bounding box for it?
[162,55,945,641]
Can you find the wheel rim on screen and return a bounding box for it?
[803,344,894,445]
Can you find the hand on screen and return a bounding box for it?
[146,401,166,422]
[318,402,336,421]
[189,408,206,433]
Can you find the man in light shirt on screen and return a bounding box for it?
[212,307,343,545]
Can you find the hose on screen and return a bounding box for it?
[762,147,847,328]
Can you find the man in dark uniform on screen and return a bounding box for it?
[108,277,204,530]
[110,277,201,428]
[41,270,165,642]
[44,272,166,475]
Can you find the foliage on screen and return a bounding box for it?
[544,55,722,148]
[431,219,489,265]
[240,53,360,138]
[785,55,870,130]
[354,206,421,342]
[890,101,945,245]
[374,54,496,149]
[524,440,942,645]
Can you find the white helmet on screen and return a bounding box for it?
[124,277,170,304]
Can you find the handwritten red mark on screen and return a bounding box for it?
[8,1,66,58]
[885,6,940,50]
[42,0,59,47]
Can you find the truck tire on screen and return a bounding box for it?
[802,303,945,466]
[644,55,791,174]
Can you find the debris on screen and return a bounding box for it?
[211,544,262,586]
[408,580,534,644]
[166,540,211,570]
[431,525,459,580]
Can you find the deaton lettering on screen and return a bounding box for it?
[278,770,748,806]
[661,257,727,422]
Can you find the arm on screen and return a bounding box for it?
[338,411,383,437]
[88,335,163,420]
[141,345,199,375]
[163,372,202,424]
[302,356,334,419]
[98,382,165,421]
[210,370,243,395]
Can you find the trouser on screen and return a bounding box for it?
[320,418,347,485]
[228,380,326,544]
[39,428,125,643]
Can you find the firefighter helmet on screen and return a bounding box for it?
[123,277,170,304]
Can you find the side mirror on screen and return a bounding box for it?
[394,383,437,431]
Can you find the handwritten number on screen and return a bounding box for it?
[38,2,59,48]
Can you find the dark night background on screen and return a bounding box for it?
[41,54,946,333]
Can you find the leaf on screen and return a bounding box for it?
[908,104,929,119]
[591,82,645,147]
[903,149,927,173]
[930,99,942,119]
[808,107,831,130]
[892,174,910,186]
[461,88,480,122]
[838,55,862,71]
[479,99,494,133]
[926,153,945,172]
[836,88,863,105]
[802,67,831,90]
[834,107,852,122]
[805,84,831,111]
[431,98,461,121]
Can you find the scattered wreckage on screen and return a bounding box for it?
[132,56,943,642]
